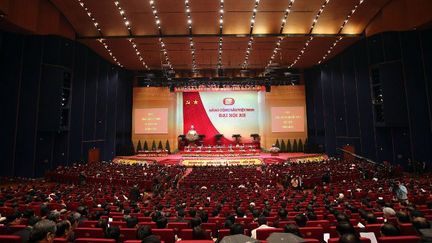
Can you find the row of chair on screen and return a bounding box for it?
[0,234,421,243]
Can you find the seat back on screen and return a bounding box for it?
[120,228,137,241]
[153,228,175,243]
[377,235,420,243]
[0,235,21,243]
[364,224,383,236]
[167,222,189,234]
[178,229,212,240]
[74,238,116,243]
[304,239,320,243]
[328,225,361,238]
[138,222,156,228]
[328,237,371,243]
[53,238,68,243]
[235,217,253,225]
[110,221,127,228]
[201,223,217,236]
[80,220,99,228]
[398,223,417,235]
[299,227,324,241]
[177,241,214,243]
[306,220,330,231]
[278,221,296,228]
[256,228,284,240]
[218,229,230,240]
[0,225,27,234]
[75,228,105,238]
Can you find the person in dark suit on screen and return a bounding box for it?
[130,185,141,201]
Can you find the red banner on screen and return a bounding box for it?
[183,92,232,145]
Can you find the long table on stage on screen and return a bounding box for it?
[181,145,260,157]
[136,150,168,157]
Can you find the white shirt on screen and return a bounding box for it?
[251,224,274,239]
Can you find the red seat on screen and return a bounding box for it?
[0,225,7,235]
[328,237,371,243]
[0,225,27,234]
[306,220,330,231]
[75,228,105,238]
[75,238,116,243]
[54,238,69,243]
[112,216,125,221]
[299,227,324,241]
[235,217,253,225]
[304,240,320,243]
[201,223,217,236]
[153,228,175,243]
[0,207,14,216]
[110,221,127,228]
[124,241,165,243]
[278,221,296,228]
[398,223,418,235]
[328,225,361,238]
[377,235,420,243]
[0,235,21,243]
[256,228,284,240]
[262,240,319,243]
[178,229,212,240]
[218,229,230,240]
[167,222,189,234]
[364,224,383,236]
[177,241,214,243]
[120,228,137,241]
[53,238,68,243]
[138,222,156,228]
[80,220,99,227]
[248,222,258,231]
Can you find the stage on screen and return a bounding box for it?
[113,152,327,166]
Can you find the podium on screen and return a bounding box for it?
[88,148,100,164]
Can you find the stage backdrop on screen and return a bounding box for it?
[132,85,307,150]
[132,87,178,151]
[183,91,259,144]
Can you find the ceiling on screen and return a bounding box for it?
[48,0,394,74]
[2,0,432,76]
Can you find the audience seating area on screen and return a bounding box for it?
[0,158,431,243]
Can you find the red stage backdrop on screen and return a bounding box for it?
[183,91,259,145]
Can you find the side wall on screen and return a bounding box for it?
[305,30,432,166]
[0,30,132,177]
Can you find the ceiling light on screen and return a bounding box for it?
[76,0,122,67]
[317,0,365,65]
